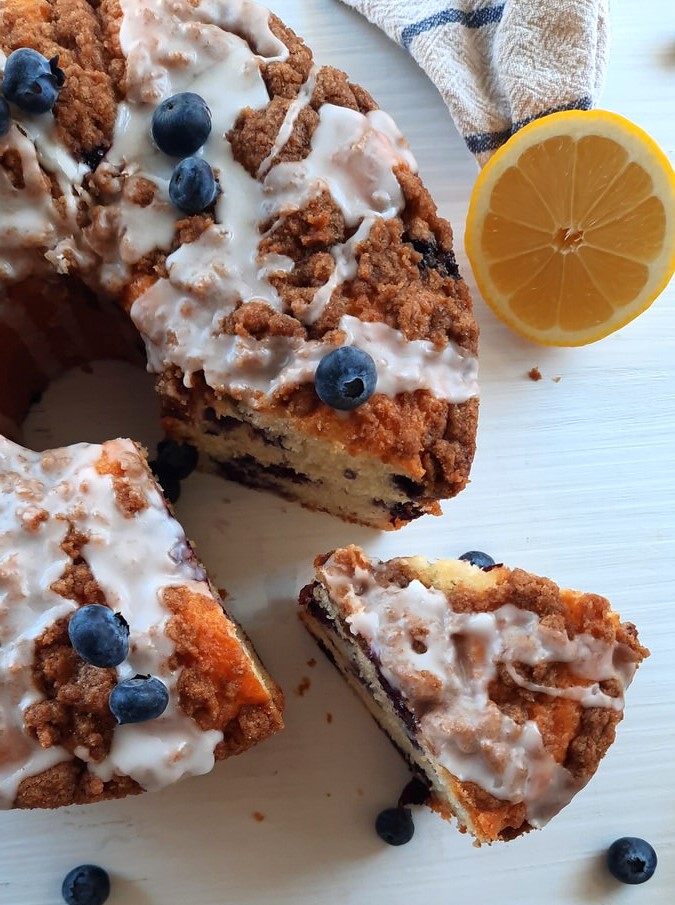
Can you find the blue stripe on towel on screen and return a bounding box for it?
[401,5,505,51]
[464,96,594,155]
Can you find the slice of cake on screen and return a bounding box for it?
[299,546,648,843]
[0,436,283,809]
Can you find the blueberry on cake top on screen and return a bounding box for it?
[0,436,283,809]
[299,546,649,843]
[0,0,478,529]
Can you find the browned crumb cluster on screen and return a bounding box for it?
[528,367,543,381]
[222,56,480,493]
[0,1,478,511]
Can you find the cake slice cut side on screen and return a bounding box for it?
[0,435,283,810]
[299,546,648,843]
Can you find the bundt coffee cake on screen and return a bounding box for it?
[300,547,648,843]
[0,435,283,809]
[0,0,478,529]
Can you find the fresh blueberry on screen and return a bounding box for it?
[169,157,218,214]
[0,97,10,137]
[68,605,129,668]
[3,48,65,114]
[375,807,415,846]
[61,864,110,905]
[109,675,169,724]
[151,92,212,157]
[156,439,199,480]
[607,837,657,884]
[315,346,377,411]
[459,550,495,570]
[150,460,181,504]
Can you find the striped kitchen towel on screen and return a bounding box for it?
[340,0,610,165]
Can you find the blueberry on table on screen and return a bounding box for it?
[68,605,129,668]
[109,675,169,724]
[156,438,199,480]
[3,48,65,114]
[0,97,10,137]
[315,346,377,411]
[607,837,657,884]
[150,459,181,504]
[375,807,415,846]
[151,92,212,157]
[61,864,110,905]
[169,156,218,214]
[459,550,495,570]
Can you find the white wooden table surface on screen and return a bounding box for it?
[5,2,675,903]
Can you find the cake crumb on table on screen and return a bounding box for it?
[307,658,317,668]
[296,676,311,696]
[552,375,562,383]
[252,811,265,822]
[528,367,543,381]
[326,712,333,724]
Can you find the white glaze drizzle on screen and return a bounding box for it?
[0,436,223,806]
[318,555,640,828]
[299,217,374,325]
[260,104,416,228]
[102,0,289,311]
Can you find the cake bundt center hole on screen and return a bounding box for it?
[553,226,585,253]
[343,377,364,398]
[24,361,160,452]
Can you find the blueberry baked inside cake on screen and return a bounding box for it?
[299,546,649,843]
[0,436,283,809]
[0,0,478,530]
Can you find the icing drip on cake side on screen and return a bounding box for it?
[0,437,222,806]
[318,554,640,829]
